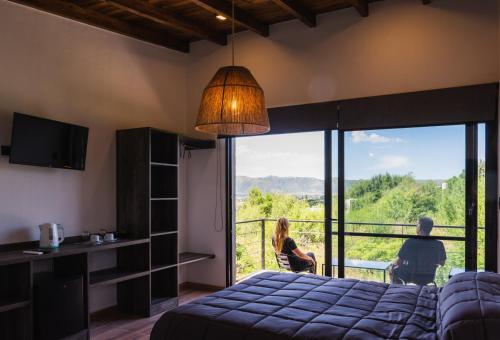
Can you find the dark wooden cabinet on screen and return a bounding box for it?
[117,127,179,316]
[0,262,32,340]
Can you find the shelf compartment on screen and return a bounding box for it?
[151,165,178,199]
[0,305,31,340]
[151,234,177,268]
[151,199,177,234]
[89,268,149,287]
[151,267,177,315]
[0,299,30,313]
[89,242,149,288]
[0,262,31,310]
[151,130,178,165]
[117,275,150,317]
[179,252,215,267]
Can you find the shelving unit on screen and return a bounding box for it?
[117,127,181,316]
[116,127,217,317]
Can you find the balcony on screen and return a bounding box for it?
[235,218,483,286]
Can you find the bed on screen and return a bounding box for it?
[151,271,500,340]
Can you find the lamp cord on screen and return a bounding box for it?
[214,140,224,232]
[232,0,235,66]
[213,0,235,232]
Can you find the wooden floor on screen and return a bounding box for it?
[90,286,218,340]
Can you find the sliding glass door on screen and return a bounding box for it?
[233,132,324,281]
[229,124,495,285]
[336,125,468,286]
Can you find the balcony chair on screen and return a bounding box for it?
[392,261,440,286]
[274,252,313,274]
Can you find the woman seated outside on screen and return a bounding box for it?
[272,217,317,274]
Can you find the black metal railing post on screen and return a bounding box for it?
[261,219,266,270]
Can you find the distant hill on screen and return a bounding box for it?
[236,176,446,198]
[236,176,323,197]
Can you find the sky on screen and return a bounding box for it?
[235,124,485,180]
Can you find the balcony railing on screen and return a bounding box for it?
[235,218,483,285]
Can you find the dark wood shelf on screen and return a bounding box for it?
[118,127,180,317]
[0,238,150,267]
[179,252,215,267]
[151,162,178,167]
[151,231,178,237]
[89,268,150,287]
[179,136,216,150]
[151,264,177,272]
[0,299,30,313]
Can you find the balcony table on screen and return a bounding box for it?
[448,267,484,278]
[322,258,392,283]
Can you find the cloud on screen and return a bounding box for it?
[236,149,324,179]
[351,131,402,144]
[235,145,252,156]
[372,155,410,170]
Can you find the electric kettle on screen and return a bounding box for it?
[39,223,65,249]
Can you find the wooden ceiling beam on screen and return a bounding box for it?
[349,0,369,17]
[105,0,227,46]
[270,0,316,27]
[8,0,189,52]
[190,0,269,37]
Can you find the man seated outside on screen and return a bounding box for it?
[390,217,446,285]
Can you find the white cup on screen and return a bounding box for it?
[104,233,115,242]
[90,234,103,243]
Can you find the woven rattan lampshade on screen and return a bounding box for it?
[195,66,270,136]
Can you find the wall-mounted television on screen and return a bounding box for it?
[9,113,89,170]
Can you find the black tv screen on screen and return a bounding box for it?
[9,113,89,170]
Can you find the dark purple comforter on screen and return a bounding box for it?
[151,271,500,340]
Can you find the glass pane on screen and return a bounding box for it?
[332,131,338,277]
[341,126,466,286]
[234,132,324,281]
[478,123,485,271]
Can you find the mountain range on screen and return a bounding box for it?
[236,176,357,197]
[236,176,445,197]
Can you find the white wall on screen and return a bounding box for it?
[183,141,227,287]
[184,0,499,284]
[0,1,189,311]
[0,1,189,243]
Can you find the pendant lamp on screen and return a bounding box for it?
[195,0,270,136]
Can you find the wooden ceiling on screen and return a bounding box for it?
[8,0,432,53]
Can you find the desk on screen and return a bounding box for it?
[322,259,392,282]
[0,238,214,339]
